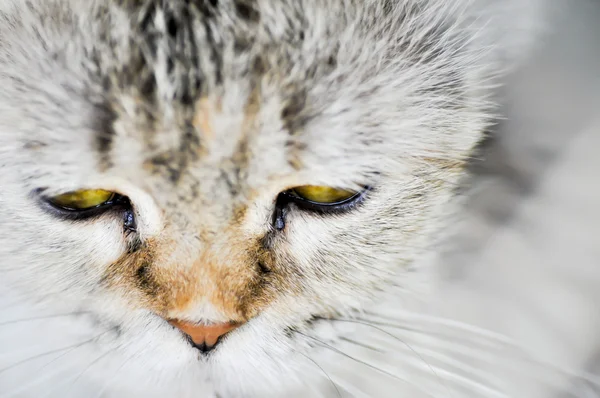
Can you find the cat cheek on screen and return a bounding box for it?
[79,219,131,271]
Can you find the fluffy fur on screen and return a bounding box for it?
[0,1,546,397]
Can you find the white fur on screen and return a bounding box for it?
[0,1,552,397]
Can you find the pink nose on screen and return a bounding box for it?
[169,319,242,351]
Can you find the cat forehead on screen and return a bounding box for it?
[91,0,351,119]
[1,0,481,193]
[87,0,363,182]
[82,0,442,187]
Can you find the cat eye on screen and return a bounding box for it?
[278,185,368,214]
[288,186,358,204]
[41,188,135,228]
[273,184,368,229]
[49,189,116,211]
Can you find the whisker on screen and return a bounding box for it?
[56,344,123,397]
[338,336,384,353]
[363,311,516,347]
[0,327,110,397]
[0,312,88,327]
[295,331,436,398]
[2,366,71,398]
[323,317,513,398]
[4,339,100,396]
[93,347,147,398]
[35,339,96,375]
[0,291,84,315]
[361,312,600,389]
[357,316,525,360]
[297,351,343,398]
[0,328,114,376]
[323,317,451,396]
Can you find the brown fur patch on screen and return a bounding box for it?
[238,86,261,148]
[421,156,467,172]
[102,228,279,322]
[231,203,249,225]
[285,140,307,170]
[101,88,282,322]
[193,97,215,142]
[223,86,262,195]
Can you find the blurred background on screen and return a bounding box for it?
[430,0,600,397]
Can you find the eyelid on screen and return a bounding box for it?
[36,189,131,221]
[280,186,370,214]
[49,190,116,211]
[33,182,160,234]
[287,188,360,205]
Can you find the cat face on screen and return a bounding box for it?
[0,0,540,396]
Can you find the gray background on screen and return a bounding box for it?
[436,1,600,396]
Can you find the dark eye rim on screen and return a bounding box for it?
[279,186,371,213]
[35,189,131,221]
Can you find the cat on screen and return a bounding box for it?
[0,0,550,397]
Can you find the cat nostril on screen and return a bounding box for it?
[189,340,216,353]
[169,319,242,353]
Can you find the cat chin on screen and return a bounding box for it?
[105,323,312,397]
[0,276,376,397]
[0,314,297,397]
[0,259,425,397]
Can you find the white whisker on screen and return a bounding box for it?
[297,331,438,398]
[360,311,600,390]
[297,351,343,398]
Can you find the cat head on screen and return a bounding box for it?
[0,0,541,396]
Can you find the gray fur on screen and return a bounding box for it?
[0,1,546,397]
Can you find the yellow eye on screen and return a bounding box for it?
[290,185,358,204]
[50,189,116,210]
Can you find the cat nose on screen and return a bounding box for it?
[169,319,242,353]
